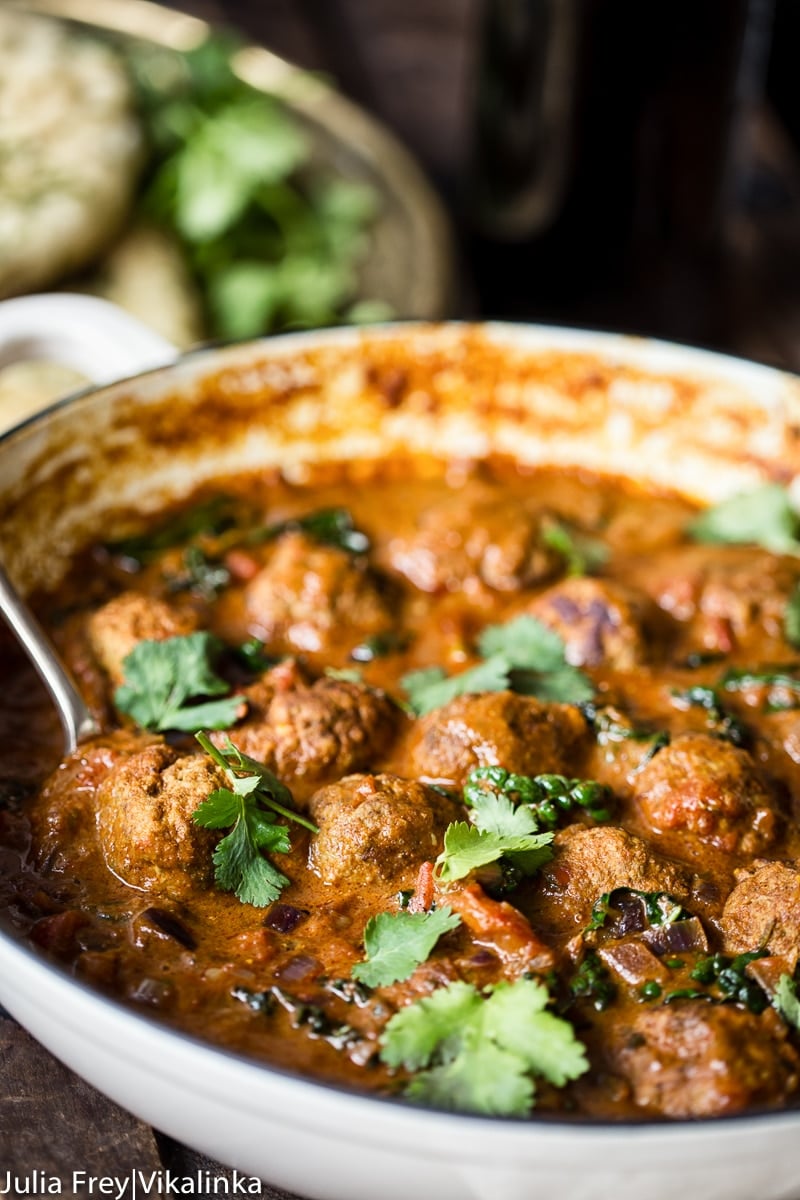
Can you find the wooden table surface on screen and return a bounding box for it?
[5,2,800,1196]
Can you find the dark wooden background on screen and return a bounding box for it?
[4,1,800,1196]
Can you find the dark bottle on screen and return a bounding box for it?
[468,0,773,343]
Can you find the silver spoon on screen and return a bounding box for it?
[0,562,99,753]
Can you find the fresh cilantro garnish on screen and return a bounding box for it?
[324,667,364,683]
[774,974,800,1029]
[569,952,616,1012]
[193,733,317,907]
[165,545,231,600]
[115,633,244,732]
[785,584,800,648]
[687,484,800,554]
[401,658,511,717]
[108,496,239,567]
[436,785,554,883]
[541,520,609,577]
[351,907,461,988]
[380,977,588,1116]
[401,615,593,716]
[234,637,279,674]
[720,667,800,712]
[689,950,769,1013]
[129,34,382,339]
[351,630,409,662]
[464,766,614,830]
[248,507,370,554]
[670,684,747,746]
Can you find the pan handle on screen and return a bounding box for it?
[0,293,178,383]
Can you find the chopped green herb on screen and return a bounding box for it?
[435,821,553,884]
[720,668,800,712]
[664,957,685,970]
[671,684,747,746]
[234,637,278,674]
[689,950,769,1013]
[402,616,593,717]
[351,631,409,662]
[115,633,244,732]
[773,974,800,1030]
[464,766,614,830]
[165,545,231,600]
[688,484,800,554]
[639,980,662,1001]
[380,977,588,1116]
[352,907,461,988]
[663,988,711,1004]
[541,520,609,577]
[249,507,370,554]
[128,35,382,339]
[193,733,316,907]
[569,953,616,1012]
[785,584,800,649]
[324,667,364,683]
[401,657,511,717]
[107,496,239,567]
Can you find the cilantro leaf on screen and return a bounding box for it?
[688,484,800,554]
[405,1041,533,1116]
[381,977,587,1116]
[480,615,594,705]
[211,804,290,907]
[785,583,800,649]
[193,734,315,908]
[381,980,480,1071]
[401,656,511,717]
[401,615,593,716]
[115,633,243,732]
[249,507,370,554]
[352,907,461,988]
[436,821,553,883]
[541,520,610,577]
[465,766,614,831]
[774,974,800,1030]
[477,614,566,670]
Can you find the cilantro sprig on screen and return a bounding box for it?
[401,615,593,717]
[352,907,461,988]
[774,974,800,1029]
[436,784,553,884]
[785,584,800,649]
[247,506,370,555]
[465,765,614,830]
[193,733,317,907]
[688,484,800,555]
[380,977,588,1116]
[541,520,609,577]
[115,632,244,732]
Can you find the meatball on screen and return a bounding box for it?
[308,773,461,889]
[228,673,400,794]
[534,825,692,934]
[97,743,222,898]
[244,533,393,657]
[721,861,800,970]
[638,545,798,654]
[412,690,588,786]
[388,489,559,594]
[608,1002,799,1118]
[527,577,650,669]
[88,591,198,683]
[633,733,779,856]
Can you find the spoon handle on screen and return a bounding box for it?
[0,564,99,754]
